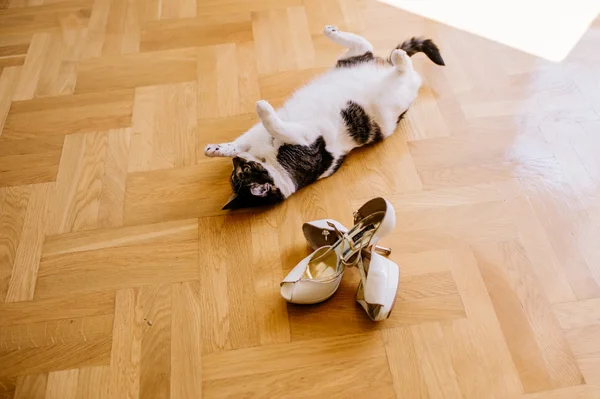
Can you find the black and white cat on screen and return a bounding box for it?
[204,26,445,210]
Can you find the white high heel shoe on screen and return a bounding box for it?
[281,198,397,309]
[355,250,400,321]
[280,242,348,304]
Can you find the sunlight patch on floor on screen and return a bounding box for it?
[379,0,600,61]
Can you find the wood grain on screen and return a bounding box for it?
[128,82,198,172]
[14,374,47,399]
[45,369,78,399]
[0,290,114,326]
[76,366,110,399]
[170,282,202,398]
[35,230,198,298]
[3,90,134,139]
[0,135,64,187]
[5,183,51,302]
[75,49,197,94]
[141,16,253,52]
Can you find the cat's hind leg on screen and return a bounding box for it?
[204,142,240,157]
[390,48,414,74]
[324,25,374,57]
[256,100,309,145]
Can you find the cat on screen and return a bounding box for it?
[204,26,445,210]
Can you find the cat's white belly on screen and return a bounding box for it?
[277,63,421,152]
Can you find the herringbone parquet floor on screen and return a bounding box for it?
[1,0,600,397]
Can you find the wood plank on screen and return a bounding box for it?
[47,129,132,235]
[0,136,63,187]
[34,27,87,98]
[75,48,197,94]
[0,290,114,326]
[47,132,109,235]
[42,219,198,257]
[139,285,172,399]
[0,1,92,37]
[382,327,430,399]
[250,213,290,345]
[418,158,563,190]
[11,33,49,101]
[128,82,198,173]
[0,338,111,377]
[411,322,463,399]
[475,241,584,391]
[35,232,198,299]
[0,66,20,135]
[448,248,523,397]
[252,6,314,75]
[170,282,203,398]
[553,298,600,330]
[14,374,47,399]
[197,113,258,144]
[441,319,496,399]
[109,289,140,399]
[141,16,253,52]
[123,163,233,224]
[196,0,302,17]
[197,43,261,119]
[0,314,114,351]
[3,90,134,139]
[76,366,110,399]
[198,215,259,353]
[289,291,465,340]
[203,356,396,399]
[0,185,31,301]
[5,183,51,302]
[202,331,386,381]
[97,128,131,229]
[409,132,553,171]
[160,0,196,19]
[45,369,78,399]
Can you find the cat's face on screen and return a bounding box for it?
[222,156,284,210]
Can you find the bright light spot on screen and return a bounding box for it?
[378,0,600,61]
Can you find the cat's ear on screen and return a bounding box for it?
[250,183,271,197]
[222,193,245,210]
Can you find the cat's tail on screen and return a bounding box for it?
[393,37,445,66]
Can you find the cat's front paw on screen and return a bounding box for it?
[205,143,239,157]
[324,25,339,36]
[204,144,221,157]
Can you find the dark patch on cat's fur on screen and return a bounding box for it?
[371,128,384,143]
[332,155,347,174]
[397,110,408,124]
[392,37,445,66]
[336,51,375,68]
[224,157,284,210]
[341,101,383,145]
[277,136,333,190]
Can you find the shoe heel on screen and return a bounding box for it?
[371,238,391,257]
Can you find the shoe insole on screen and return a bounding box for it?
[303,213,384,280]
[304,247,338,280]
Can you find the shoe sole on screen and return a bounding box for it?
[386,264,401,319]
[381,258,400,320]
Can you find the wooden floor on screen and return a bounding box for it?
[1,0,600,397]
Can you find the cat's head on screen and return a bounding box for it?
[222,156,284,210]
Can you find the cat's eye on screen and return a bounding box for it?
[243,165,251,173]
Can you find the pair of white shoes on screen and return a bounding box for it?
[280,198,400,321]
